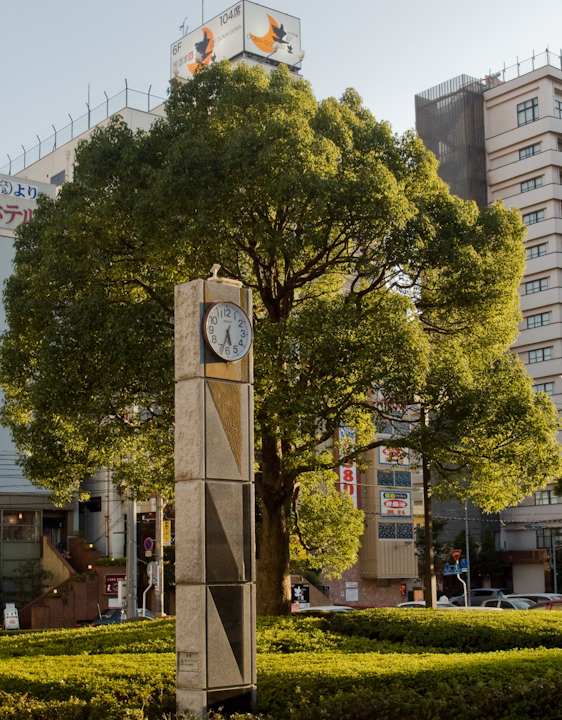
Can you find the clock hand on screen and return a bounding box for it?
[225,326,232,346]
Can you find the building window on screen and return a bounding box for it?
[517,98,539,126]
[520,143,541,159]
[377,470,412,488]
[1,511,40,542]
[521,177,543,193]
[526,244,547,260]
[378,522,414,541]
[525,278,548,294]
[50,170,66,187]
[529,347,552,364]
[535,490,558,505]
[558,137,562,152]
[559,169,562,185]
[555,100,562,119]
[536,526,559,549]
[523,210,545,225]
[527,312,550,328]
[533,382,554,395]
[519,143,541,160]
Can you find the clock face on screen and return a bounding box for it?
[203,302,252,362]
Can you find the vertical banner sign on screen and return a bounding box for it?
[337,427,358,509]
[163,520,172,547]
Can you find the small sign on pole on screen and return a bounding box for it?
[3,604,19,630]
[144,537,154,558]
[163,521,171,546]
[451,549,462,564]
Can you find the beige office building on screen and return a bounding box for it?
[416,52,562,593]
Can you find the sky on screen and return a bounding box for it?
[2,0,562,169]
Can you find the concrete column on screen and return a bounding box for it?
[175,278,256,718]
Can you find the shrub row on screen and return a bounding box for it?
[0,619,174,657]
[228,647,562,720]
[326,607,562,651]
[0,653,175,719]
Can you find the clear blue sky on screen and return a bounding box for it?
[2,0,562,165]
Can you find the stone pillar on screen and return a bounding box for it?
[175,278,256,718]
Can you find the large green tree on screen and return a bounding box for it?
[1,62,558,614]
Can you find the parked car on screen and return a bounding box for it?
[527,599,562,611]
[450,588,506,606]
[506,593,562,605]
[397,601,457,609]
[293,605,355,613]
[89,608,156,626]
[482,598,534,610]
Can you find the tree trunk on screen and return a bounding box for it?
[256,494,292,615]
[422,452,437,608]
[255,432,293,615]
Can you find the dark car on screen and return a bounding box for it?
[527,599,562,611]
[90,608,156,626]
[450,588,506,606]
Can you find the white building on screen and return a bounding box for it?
[416,51,562,593]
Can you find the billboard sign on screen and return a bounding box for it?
[170,1,301,81]
[105,574,126,595]
[336,426,359,509]
[378,444,410,466]
[379,490,412,518]
[0,174,56,233]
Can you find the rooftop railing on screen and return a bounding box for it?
[1,80,167,177]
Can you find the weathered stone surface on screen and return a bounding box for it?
[175,481,205,584]
[175,378,205,482]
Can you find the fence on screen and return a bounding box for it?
[1,81,167,177]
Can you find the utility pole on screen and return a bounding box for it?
[464,500,472,606]
[126,494,137,619]
[154,496,165,617]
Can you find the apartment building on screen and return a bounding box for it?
[416,52,562,593]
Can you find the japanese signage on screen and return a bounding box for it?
[105,574,126,595]
[380,490,412,518]
[336,426,359,509]
[291,583,309,606]
[0,173,56,233]
[379,444,410,466]
[163,520,172,546]
[345,582,359,602]
[170,1,301,81]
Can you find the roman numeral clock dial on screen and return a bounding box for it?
[203,302,253,361]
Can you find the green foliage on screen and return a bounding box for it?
[11,561,53,607]
[414,518,449,563]
[0,618,174,657]
[478,526,503,579]
[96,557,126,566]
[326,607,562,652]
[291,470,364,578]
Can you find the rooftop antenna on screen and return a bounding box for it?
[180,17,190,36]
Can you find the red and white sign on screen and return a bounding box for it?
[380,491,412,518]
[105,574,126,595]
[336,427,359,509]
[379,445,409,466]
[451,549,462,564]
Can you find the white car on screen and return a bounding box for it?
[397,600,457,608]
[293,605,355,613]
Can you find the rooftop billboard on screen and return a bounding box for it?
[170,1,301,81]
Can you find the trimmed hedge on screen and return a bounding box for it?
[327,607,562,652]
[246,647,562,720]
[0,619,174,657]
[0,653,174,719]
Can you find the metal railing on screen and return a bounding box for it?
[1,80,167,177]
[491,49,562,85]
